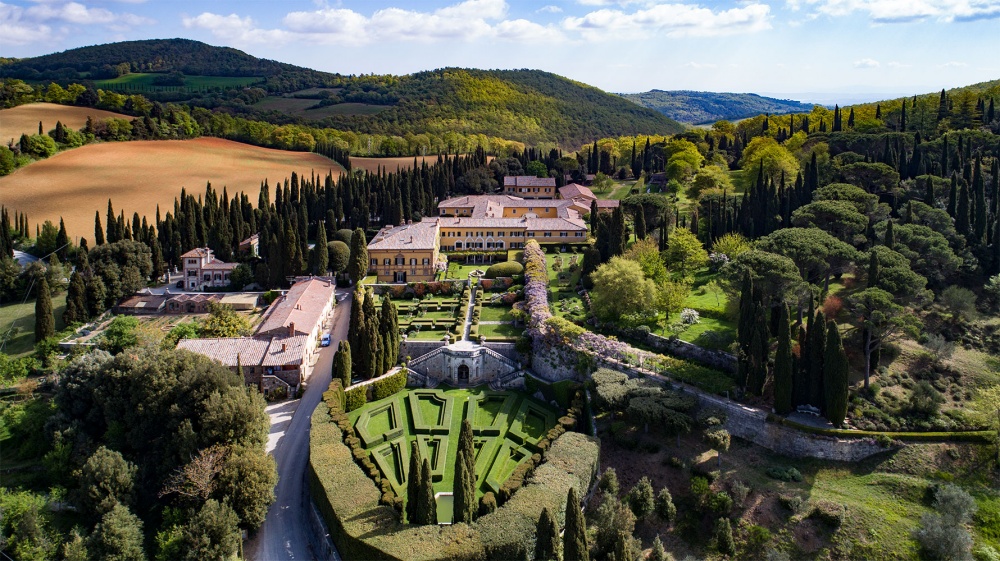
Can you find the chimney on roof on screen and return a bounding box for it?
[288,322,295,336]
[281,343,287,352]
[410,236,414,243]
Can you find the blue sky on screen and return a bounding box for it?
[1,0,998,103]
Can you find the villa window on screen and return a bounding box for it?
[410,258,417,265]
[383,258,391,265]
[559,232,568,237]
[422,258,429,265]
[543,232,551,237]
[371,258,377,266]
[395,257,404,266]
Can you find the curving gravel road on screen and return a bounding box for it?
[245,290,352,561]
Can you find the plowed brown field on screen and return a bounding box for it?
[0,103,130,144]
[0,137,343,239]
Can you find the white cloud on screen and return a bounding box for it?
[562,2,771,39]
[537,5,562,13]
[886,61,912,68]
[793,0,1000,23]
[683,61,718,69]
[0,2,54,46]
[941,61,969,67]
[0,0,149,46]
[853,57,880,68]
[190,0,566,46]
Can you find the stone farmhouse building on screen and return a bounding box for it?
[177,278,337,394]
[181,247,238,291]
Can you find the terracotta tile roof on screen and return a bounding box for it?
[202,259,238,270]
[559,183,596,201]
[502,176,556,187]
[180,247,211,259]
[596,200,620,208]
[239,234,259,246]
[367,219,440,251]
[439,216,587,231]
[255,278,336,336]
[177,335,306,367]
[117,294,167,309]
[167,293,223,304]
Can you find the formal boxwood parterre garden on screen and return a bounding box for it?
[309,380,601,561]
[347,387,559,503]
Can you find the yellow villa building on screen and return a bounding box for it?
[366,190,612,282]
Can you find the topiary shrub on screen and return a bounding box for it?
[485,261,524,279]
[345,386,368,412]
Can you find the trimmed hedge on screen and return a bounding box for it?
[485,261,524,279]
[372,368,408,401]
[346,385,368,412]
[771,416,993,443]
[309,400,600,561]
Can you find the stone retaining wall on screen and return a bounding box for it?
[644,333,737,373]
[596,356,888,461]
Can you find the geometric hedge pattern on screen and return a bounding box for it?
[349,387,558,499]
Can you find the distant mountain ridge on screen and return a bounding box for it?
[0,39,684,147]
[621,89,816,124]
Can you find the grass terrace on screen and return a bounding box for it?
[346,387,559,518]
[0,293,68,357]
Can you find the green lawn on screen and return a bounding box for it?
[445,263,487,279]
[404,328,451,341]
[478,323,524,340]
[664,314,736,350]
[480,305,514,322]
[0,293,68,357]
[347,388,559,521]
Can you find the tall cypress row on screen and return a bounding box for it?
[535,507,559,561]
[420,458,437,525]
[824,321,850,427]
[807,310,827,409]
[773,305,793,415]
[334,340,352,388]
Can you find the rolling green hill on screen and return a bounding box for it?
[621,89,815,124]
[1,39,683,147]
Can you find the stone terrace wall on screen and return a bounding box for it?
[644,333,737,373]
[399,340,446,362]
[594,355,887,461]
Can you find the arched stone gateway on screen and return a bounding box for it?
[406,339,524,389]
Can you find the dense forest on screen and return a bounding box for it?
[0,40,682,147]
[621,90,815,124]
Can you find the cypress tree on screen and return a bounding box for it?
[94,211,105,245]
[406,441,421,524]
[535,507,558,561]
[947,173,958,217]
[379,296,399,369]
[884,219,895,248]
[563,487,589,561]
[55,218,69,259]
[453,419,476,524]
[737,272,755,390]
[334,340,351,388]
[715,517,735,555]
[312,220,329,274]
[824,321,849,427]
[610,205,626,256]
[634,209,646,241]
[63,271,88,325]
[956,180,971,236]
[421,458,437,525]
[867,250,881,287]
[347,227,368,285]
[348,289,368,379]
[35,276,55,343]
[363,291,385,379]
[807,310,827,409]
[773,304,793,415]
[972,156,987,245]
